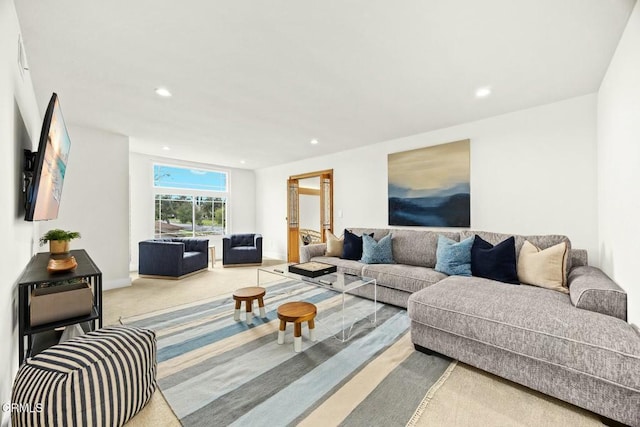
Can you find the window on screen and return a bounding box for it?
[154,165,227,191]
[153,165,228,238]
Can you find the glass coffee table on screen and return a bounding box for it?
[257,263,377,341]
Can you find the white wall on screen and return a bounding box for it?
[44,126,131,290]
[0,0,41,424]
[598,1,640,325]
[129,152,256,270]
[299,177,321,232]
[229,165,258,235]
[256,95,598,263]
[299,194,320,231]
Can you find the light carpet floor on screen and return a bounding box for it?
[412,363,601,427]
[103,260,603,426]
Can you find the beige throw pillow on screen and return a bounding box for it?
[517,240,568,293]
[325,230,344,257]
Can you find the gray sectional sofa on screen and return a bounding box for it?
[299,228,640,427]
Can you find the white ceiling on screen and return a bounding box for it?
[15,0,635,170]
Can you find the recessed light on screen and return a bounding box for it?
[155,87,172,97]
[475,87,491,98]
[162,146,170,151]
[310,139,319,145]
[240,160,246,164]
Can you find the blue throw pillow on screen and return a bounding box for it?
[342,229,373,260]
[435,235,473,276]
[471,235,519,284]
[361,234,395,264]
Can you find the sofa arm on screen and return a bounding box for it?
[222,236,232,251]
[255,234,263,252]
[570,249,588,267]
[138,241,185,276]
[569,266,627,321]
[300,243,327,263]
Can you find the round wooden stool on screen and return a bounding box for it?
[233,286,266,325]
[277,302,317,352]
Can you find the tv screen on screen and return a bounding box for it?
[25,93,71,221]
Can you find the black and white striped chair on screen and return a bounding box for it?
[12,325,156,427]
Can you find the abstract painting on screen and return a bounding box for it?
[388,139,470,227]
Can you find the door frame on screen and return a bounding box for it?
[287,169,333,263]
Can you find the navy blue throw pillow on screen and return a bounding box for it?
[342,229,373,261]
[471,235,519,285]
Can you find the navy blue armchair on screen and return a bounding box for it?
[222,234,263,267]
[139,238,209,278]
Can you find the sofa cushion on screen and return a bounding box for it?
[387,229,460,268]
[361,264,447,294]
[342,229,373,260]
[408,276,640,392]
[526,234,573,274]
[517,241,569,293]
[349,228,391,241]
[435,235,473,276]
[325,230,344,257]
[183,251,207,274]
[460,230,572,275]
[180,237,209,252]
[471,235,519,284]
[361,234,395,264]
[348,228,459,268]
[230,234,256,247]
[300,243,327,262]
[310,256,364,276]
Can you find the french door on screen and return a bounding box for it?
[287,169,333,263]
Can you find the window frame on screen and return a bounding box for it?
[152,163,230,238]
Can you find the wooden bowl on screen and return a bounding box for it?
[47,256,78,273]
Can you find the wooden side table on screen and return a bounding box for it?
[232,286,266,325]
[277,301,317,352]
[209,245,216,268]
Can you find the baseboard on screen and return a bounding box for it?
[103,277,132,291]
[263,250,286,260]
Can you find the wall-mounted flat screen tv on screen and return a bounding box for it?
[25,93,71,221]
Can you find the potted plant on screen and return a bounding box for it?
[40,229,81,254]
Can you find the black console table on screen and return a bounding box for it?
[17,249,102,363]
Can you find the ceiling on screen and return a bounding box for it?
[15,0,635,170]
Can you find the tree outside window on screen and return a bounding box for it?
[153,165,228,238]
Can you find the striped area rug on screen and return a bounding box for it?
[122,280,454,426]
